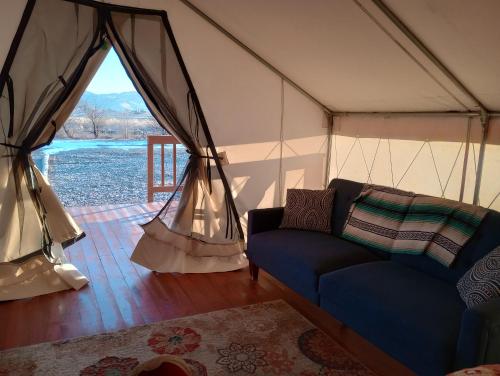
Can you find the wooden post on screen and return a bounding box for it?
[161,143,165,187]
[147,136,154,202]
[147,135,182,203]
[173,143,177,187]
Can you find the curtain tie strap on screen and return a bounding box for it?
[0,142,30,154]
[58,75,67,87]
[186,149,221,160]
[186,149,220,194]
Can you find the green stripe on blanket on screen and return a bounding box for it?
[342,233,423,254]
[342,184,488,267]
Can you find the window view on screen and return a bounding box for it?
[32,48,187,207]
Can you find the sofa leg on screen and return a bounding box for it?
[249,262,259,281]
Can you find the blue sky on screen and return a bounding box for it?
[86,48,136,94]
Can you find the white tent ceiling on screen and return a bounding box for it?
[183,0,500,112]
[2,0,500,112]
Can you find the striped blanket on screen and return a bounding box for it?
[342,185,488,266]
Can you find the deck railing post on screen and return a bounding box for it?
[147,136,154,202]
[173,142,177,187]
[147,135,182,203]
[161,143,165,187]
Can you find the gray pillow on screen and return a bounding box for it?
[280,188,335,233]
[457,246,500,308]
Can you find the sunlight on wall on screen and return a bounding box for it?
[330,136,500,211]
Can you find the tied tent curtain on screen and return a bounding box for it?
[106,10,247,272]
[0,0,111,299]
[0,0,247,299]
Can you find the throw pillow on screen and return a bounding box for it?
[457,246,500,308]
[280,188,335,233]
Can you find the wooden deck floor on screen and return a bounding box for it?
[0,203,413,376]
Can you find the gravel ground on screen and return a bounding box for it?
[32,139,188,207]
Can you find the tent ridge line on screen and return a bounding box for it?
[369,0,489,114]
[332,111,500,118]
[352,0,469,111]
[177,0,333,115]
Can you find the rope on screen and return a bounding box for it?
[323,114,333,188]
[357,138,371,183]
[334,132,339,178]
[387,139,395,187]
[396,141,426,188]
[366,138,381,184]
[488,192,500,209]
[442,142,464,198]
[337,137,357,176]
[459,118,472,202]
[427,142,444,196]
[278,78,285,206]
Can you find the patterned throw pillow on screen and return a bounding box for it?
[280,188,335,233]
[457,246,500,308]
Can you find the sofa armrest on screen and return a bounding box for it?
[247,207,284,236]
[455,297,500,370]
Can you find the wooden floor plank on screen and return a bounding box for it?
[64,234,105,336]
[77,221,128,332]
[97,219,164,324]
[0,203,414,376]
[82,216,144,328]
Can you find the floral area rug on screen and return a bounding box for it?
[0,300,376,376]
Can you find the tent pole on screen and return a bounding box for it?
[473,112,490,205]
[370,0,488,115]
[324,113,334,188]
[177,0,333,115]
[458,118,471,202]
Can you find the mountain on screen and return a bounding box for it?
[73,91,149,117]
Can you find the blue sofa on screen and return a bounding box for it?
[247,178,500,375]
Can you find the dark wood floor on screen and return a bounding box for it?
[0,203,413,375]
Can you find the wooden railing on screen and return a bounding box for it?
[147,135,182,202]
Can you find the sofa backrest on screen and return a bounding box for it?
[328,178,500,284]
[328,178,364,236]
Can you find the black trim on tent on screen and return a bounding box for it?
[0,0,36,96]
[1,0,245,246]
[28,9,106,153]
[160,12,245,240]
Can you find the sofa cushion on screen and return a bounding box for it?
[280,188,335,233]
[392,209,500,283]
[246,229,381,303]
[457,245,500,308]
[319,261,466,375]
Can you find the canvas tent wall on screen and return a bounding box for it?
[162,0,500,211]
[0,0,499,298]
[2,0,499,213]
[54,0,500,211]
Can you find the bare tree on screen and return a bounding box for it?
[80,101,104,138]
[59,123,73,138]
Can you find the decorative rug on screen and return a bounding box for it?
[0,300,376,376]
